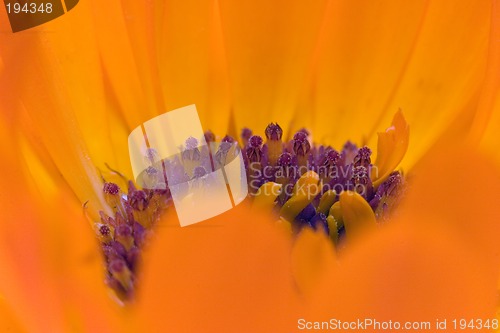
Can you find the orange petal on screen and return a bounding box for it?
[218,0,329,136]
[0,194,125,332]
[103,0,166,116]
[135,204,301,332]
[88,0,153,129]
[0,296,26,333]
[0,113,123,332]
[309,222,497,329]
[368,0,491,168]
[479,94,500,167]
[401,143,500,274]
[158,0,232,136]
[476,2,500,166]
[291,227,337,297]
[305,0,427,148]
[372,110,409,187]
[0,9,119,217]
[309,0,490,165]
[304,144,499,327]
[470,0,500,139]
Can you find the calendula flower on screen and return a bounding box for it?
[1,0,500,332]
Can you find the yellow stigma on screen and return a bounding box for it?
[328,201,343,229]
[317,190,337,215]
[280,171,320,222]
[339,191,377,243]
[253,182,282,211]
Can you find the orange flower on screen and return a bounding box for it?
[1,0,500,332]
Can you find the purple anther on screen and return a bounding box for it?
[265,123,283,141]
[292,131,311,156]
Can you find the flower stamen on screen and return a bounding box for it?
[94,112,408,301]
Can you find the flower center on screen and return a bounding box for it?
[96,123,405,301]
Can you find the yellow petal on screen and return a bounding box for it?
[368,0,491,167]
[158,0,231,136]
[0,9,119,217]
[291,227,337,296]
[104,0,166,116]
[339,191,377,243]
[372,110,409,187]
[475,2,500,166]
[469,0,500,141]
[479,94,500,167]
[88,0,153,129]
[218,0,329,135]
[308,0,490,166]
[304,0,427,147]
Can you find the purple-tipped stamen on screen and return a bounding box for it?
[353,146,372,168]
[350,166,373,199]
[247,135,263,163]
[292,131,311,157]
[97,122,405,301]
[265,123,283,141]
